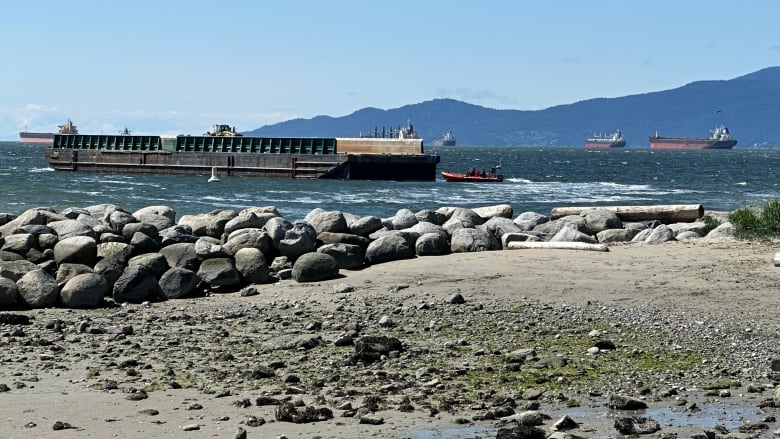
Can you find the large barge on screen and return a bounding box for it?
[649,124,737,150]
[42,123,440,181]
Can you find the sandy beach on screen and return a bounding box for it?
[2,238,780,438]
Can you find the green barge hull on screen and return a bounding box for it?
[42,134,440,180]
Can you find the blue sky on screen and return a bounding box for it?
[2,0,778,139]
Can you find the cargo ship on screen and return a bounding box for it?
[19,119,78,144]
[649,124,737,149]
[433,130,456,146]
[42,123,440,181]
[585,129,625,149]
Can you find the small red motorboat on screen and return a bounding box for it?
[441,165,503,182]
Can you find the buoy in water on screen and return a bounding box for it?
[208,167,220,182]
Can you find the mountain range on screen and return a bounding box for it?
[245,67,780,147]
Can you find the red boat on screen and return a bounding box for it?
[441,166,503,182]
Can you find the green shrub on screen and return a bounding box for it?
[730,200,780,240]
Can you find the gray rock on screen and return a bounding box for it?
[158,267,199,299]
[391,208,418,230]
[132,205,176,231]
[415,209,447,226]
[596,229,639,243]
[128,253,169,279]
[0,277,20,308]
[197,258,240,289]
[668,221,708,237]
[53,236,98,266]
[613,416,660,435]
[705,222,736,240]
[676,230,702,241]
[279,223,317,259]
[224,212,274,235]
[0,208,66,237]
[534,215,591,236]
[99,233,124,243]
[94,257,126,290]
[112,265,160,303]
[158,224,198,245]
[447,207,485,227]
[501,232,544,248]
[365,235,415,265]
[307,210,348,234]
[513,211,549,231]
[47,219,97,240]
[472,204,513,220]
[60,273,108,308]
[55,263,94,286]
[644,224,675,244]
[550,225,598,243]
[37,233,59,250]
[316,232,371,249]
[0,260,38,282]
[608,394,648,410]
[224,228,272,255]
[317,243,365,270]
[415,232,450,256]
[122,222,160,242]
[129,231,160,254]
[1,233,37,256]
[450,228,501,253]
[291,253,339,282]
[106,209,137,234]
[159,243,200,271]
[582,209,623,233]
[60,207,91,219]
[234,247,269,284]
[348,215,384,236]
[178,209,237,238]
[270,256,292,273]
[194,237,231,259]
[480,216,523,241]
[97,242,133,262]
[263,216,294,249]
[17,269,58,308]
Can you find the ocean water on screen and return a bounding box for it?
[2,141,780,220]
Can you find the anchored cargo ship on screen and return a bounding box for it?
[585,129,625,149]
[19,119,78,144]
[649,125,737,149]
[433,130,456,147]
[43,123,440,181]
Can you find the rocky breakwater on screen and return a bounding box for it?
[0,203,736,310]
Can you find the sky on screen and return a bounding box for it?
[2,0,779,140]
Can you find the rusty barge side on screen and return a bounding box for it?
[43,134,440,181]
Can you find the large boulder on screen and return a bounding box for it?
[264,216,294,250]
[480,217,523,241]
[195,237,231,259]
[97,242,133,263]
[0,208,67,237]
[582,209,623,234]
[47,219,97,240]
[317,243,365,270]
[17,269,58,308]
[279,223,317,259]
[348,216,383,237]
[158,267,199,299]
[113,265,160,303]
[1,233,37,256]
[415,232,450,256]
[415,209,447,226]
[365,235,415,265]
[106,209,138,235]
[60,273,108,308]
[159,224,198,245]
[472,204,513,220]
[0,260,40,282]
[129,231,160,255]
[307,210,348,234]
[391,209,418,230]
[534,215,591,236]
[514,212,549,231]
[224,228,273,255]
[197,258,240,290]
[122,222,160,242]
[234,247,270,284]
[597,229,639,243]
[644,224,676,244]
[0,277,20,308]
[550,225,598,244]
[224,212,275,235]
[128,253,169,279]
[159,243,201,271]
[450,228,501,253]
[53,236,98,266]
[178,209,237,238]
[291,253,339,282]
[55,263,94,286]
[133,206,176,231]
[316,232,371,249]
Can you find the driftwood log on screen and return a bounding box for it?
[550,204,704,222]
[506,241,609,252]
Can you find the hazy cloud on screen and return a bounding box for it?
[771,44,780,51]
[562,57,580,65]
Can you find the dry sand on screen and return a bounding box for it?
[1,239,780,438]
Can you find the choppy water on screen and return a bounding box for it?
[3,141,780,218]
